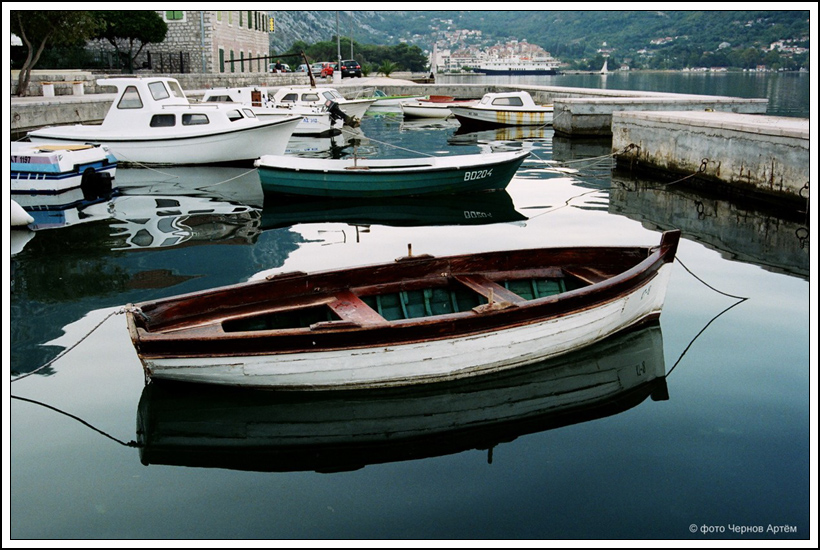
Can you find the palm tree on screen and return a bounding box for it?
[378,60,399,77]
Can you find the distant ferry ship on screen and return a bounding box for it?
[471,55,562,76]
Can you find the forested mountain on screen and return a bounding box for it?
[269,10,810,70]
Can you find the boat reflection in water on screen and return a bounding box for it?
[285,132,353,159]
[137,322,668,473]
[449,124,551,144]
[259,189,526,230]
[13,187,118,231]
[399,118,461,132]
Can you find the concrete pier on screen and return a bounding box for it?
[612,110,810,208]
[552,96,768,137]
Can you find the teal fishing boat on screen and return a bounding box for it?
[254,150,530,198]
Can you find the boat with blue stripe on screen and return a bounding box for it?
[11,142,117,196]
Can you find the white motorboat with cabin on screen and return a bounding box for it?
[270,86,377,124]
[201,86,344,137]
[400,97,477,119]
[449,91,554,129]
[27,77,302,166]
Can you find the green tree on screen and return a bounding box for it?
[97,11,168,73]
[378,60,399,77]
[11,10,101,96]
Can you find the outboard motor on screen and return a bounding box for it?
[81,168,114,201]
[325,100,360,128]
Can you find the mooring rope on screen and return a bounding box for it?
[10,395,140,448]
[10,306,136,383]
[665,296,748,378]
[340,125,436,157]
[660,252,750,378]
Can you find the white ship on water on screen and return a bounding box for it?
[471,55,562,76]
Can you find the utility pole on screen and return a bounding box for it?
[335,11,342,83]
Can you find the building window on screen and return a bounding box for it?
[239,11,243,27]
[228,11,232,25]
[164,11,185,22]
[248,11,253,30]
[219,48,225,73]
[230,50,235,73]
[240,51,245,72]
[217,11,222,23]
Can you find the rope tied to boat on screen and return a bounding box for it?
[10,395,140,448]
[663,254,750,378]
[10,306,133,383]
[340,126,436,157]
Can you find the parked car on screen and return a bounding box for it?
[295,64,309,73]
[336,59,362,78]
[310,62,334,77]
[269,62,290,73]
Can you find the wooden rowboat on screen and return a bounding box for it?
[125,230,680,390]
[254,150,530,198]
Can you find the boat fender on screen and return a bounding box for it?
[11,200,34,227]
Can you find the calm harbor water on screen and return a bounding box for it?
[6,72,813,541]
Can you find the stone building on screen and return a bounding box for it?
[112,10,273,74]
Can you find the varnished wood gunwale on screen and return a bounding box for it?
[128,231,680,360]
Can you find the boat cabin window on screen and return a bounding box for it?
[166,80,186,99]
[150,114,176,127]
[491,96,524,106]
[148,81,170,100]
[206,95,234,102]
[301,93,321,102]
[117,86,143,109]
[279,93,298,102]
[322,91,343,101]
[242,108,257,118]
[182,113,210,125]
[226,109,244,122]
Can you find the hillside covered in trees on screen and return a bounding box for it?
[269,10,811,70]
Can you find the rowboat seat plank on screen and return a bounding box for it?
[562,267,611,285]
[454,274,525,304]
[326,290,388,326]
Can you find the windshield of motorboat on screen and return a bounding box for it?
[117,86,143,109]
[480,95,492,105]
[148,81,170,100]
[166,80,187,100]
[322,90,344,101]
[204,94,235,102]
[492,96,524,106]
[242,108,257,118]
[300,93,321,102]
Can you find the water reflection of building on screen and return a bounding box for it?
[610,174,810,280]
